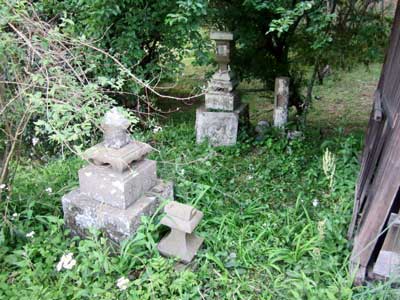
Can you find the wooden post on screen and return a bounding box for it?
[273,77,290,128]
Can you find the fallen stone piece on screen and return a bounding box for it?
[158,201,204,263]
[287,130,304,140]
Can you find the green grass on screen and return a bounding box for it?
[1,64,398,299]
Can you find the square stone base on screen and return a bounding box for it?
[195,103,249,146]
[205,90,240,111]
[62,180,173,243]
[78,159,157,209]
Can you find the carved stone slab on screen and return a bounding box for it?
[195,104,249,146]
[78,159,157,209]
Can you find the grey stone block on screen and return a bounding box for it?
[195,104,249,146]
[205,91,240,111]
[158,230,204,264]
[157,201,204,263]
[78,159,157,209]
[210,31,233,41]
[62,180,173,243]
[208,71,238,92]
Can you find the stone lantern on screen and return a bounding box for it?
[61,108,173,243]
[195,31,248,146]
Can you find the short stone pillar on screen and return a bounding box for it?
[62,108,173,243]
[195,31,248,146]
[157,201,204,263]
[273,77,290,128]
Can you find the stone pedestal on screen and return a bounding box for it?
[196,104,249,146]
[61,108,174,244]
[62,180,173,243]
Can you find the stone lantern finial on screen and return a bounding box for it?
[102,107,131,149]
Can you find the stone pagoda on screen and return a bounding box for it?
[62,108,173,243]
[195,31,248,146]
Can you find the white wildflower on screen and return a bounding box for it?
[45,187,52,194]
[0,184,6,190]
[12,213,18,219]
[56,252,77,272]
[247,175,253,180]
[32,137,39,146]
[312,199,319,207]
[153,126,162,133]
[116,276,130,291]
[26,231,35,238]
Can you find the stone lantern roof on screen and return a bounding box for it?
[83,107,153,173]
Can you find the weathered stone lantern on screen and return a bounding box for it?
[62,108,173,243]
[195,31,248,146]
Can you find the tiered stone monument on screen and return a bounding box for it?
[157,201,204,263]
[62,108,173,243]
[195,31,248,146]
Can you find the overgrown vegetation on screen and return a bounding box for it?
[0,0,397,298]
[1,108,399,299]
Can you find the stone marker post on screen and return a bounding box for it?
[62,108,173,243]
[157,201,204,263]
[273,77,290,128]
[195,31,249,146]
